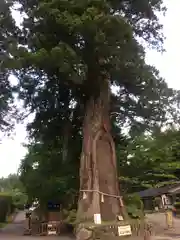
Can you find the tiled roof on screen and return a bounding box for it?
[137,182,180,198]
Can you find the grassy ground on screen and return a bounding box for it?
[0,222,7,228]
[0,212,17,229]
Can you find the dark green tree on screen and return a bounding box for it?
[118,129,180,193]
[19,140,80,210]
[0,174,23,191]
[0,0,19,132]
[0,174,27,209]
[7,0,180,230]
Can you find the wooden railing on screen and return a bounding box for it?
[30,221,62,236]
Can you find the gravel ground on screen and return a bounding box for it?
[1,212,180,239]
[0,211,26,236]
[0,235,73,240]
[146,212,180,239]
[0,211,74,239]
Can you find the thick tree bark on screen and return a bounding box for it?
[77,78,125,224]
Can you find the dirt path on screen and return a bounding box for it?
[0,211,25,235]
[0,211,74,239]
[0,236,73,240]
[2,211,180,239]
[13,211,26,223]
[146,212,180,239]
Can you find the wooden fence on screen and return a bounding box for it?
[29,221,62,236]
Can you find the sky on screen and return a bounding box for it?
[0,0,179,177]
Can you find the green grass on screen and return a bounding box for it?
[0,222,7,228]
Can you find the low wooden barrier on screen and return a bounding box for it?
[30,221,62,236]
[76,220,154,240]
[130,220,154,237]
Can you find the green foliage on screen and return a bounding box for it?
[63,209,77,225]
[118,129,180,193]
[0,174,28,209]
[0,222,6,228]
[124,194,143,210]
[0,174,23,191]
[19,141,79,209]
[174,202,180,209]
[0,0,18,131]
[126,205,144,219]
[3,0,178,141]
[20,127,180,212]
[123,194,144,219]
[0,193,12,222]
[11,190,28,210]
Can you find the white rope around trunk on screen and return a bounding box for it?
[80,189,122,199]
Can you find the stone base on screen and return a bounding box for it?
[24,229,31,235]
[76,220,153,240]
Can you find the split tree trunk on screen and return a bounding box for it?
[77,78,125,224]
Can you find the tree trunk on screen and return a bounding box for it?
[77,78,125,225]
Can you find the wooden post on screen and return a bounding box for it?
[24,211,31,235]
[165,210,173,229]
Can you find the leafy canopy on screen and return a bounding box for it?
[8,0,180,206]
[0,174,27,208]
[118,129,180,193]
[19,141,79,208]
[5,0,178,139]
[20,127,180,205]
[0,0,18,131]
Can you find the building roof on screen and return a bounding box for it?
[137,182,180,198]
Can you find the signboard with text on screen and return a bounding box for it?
[118,225,132,236]
[47,201,60,211]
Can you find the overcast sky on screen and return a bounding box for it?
[0,0,179,177]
